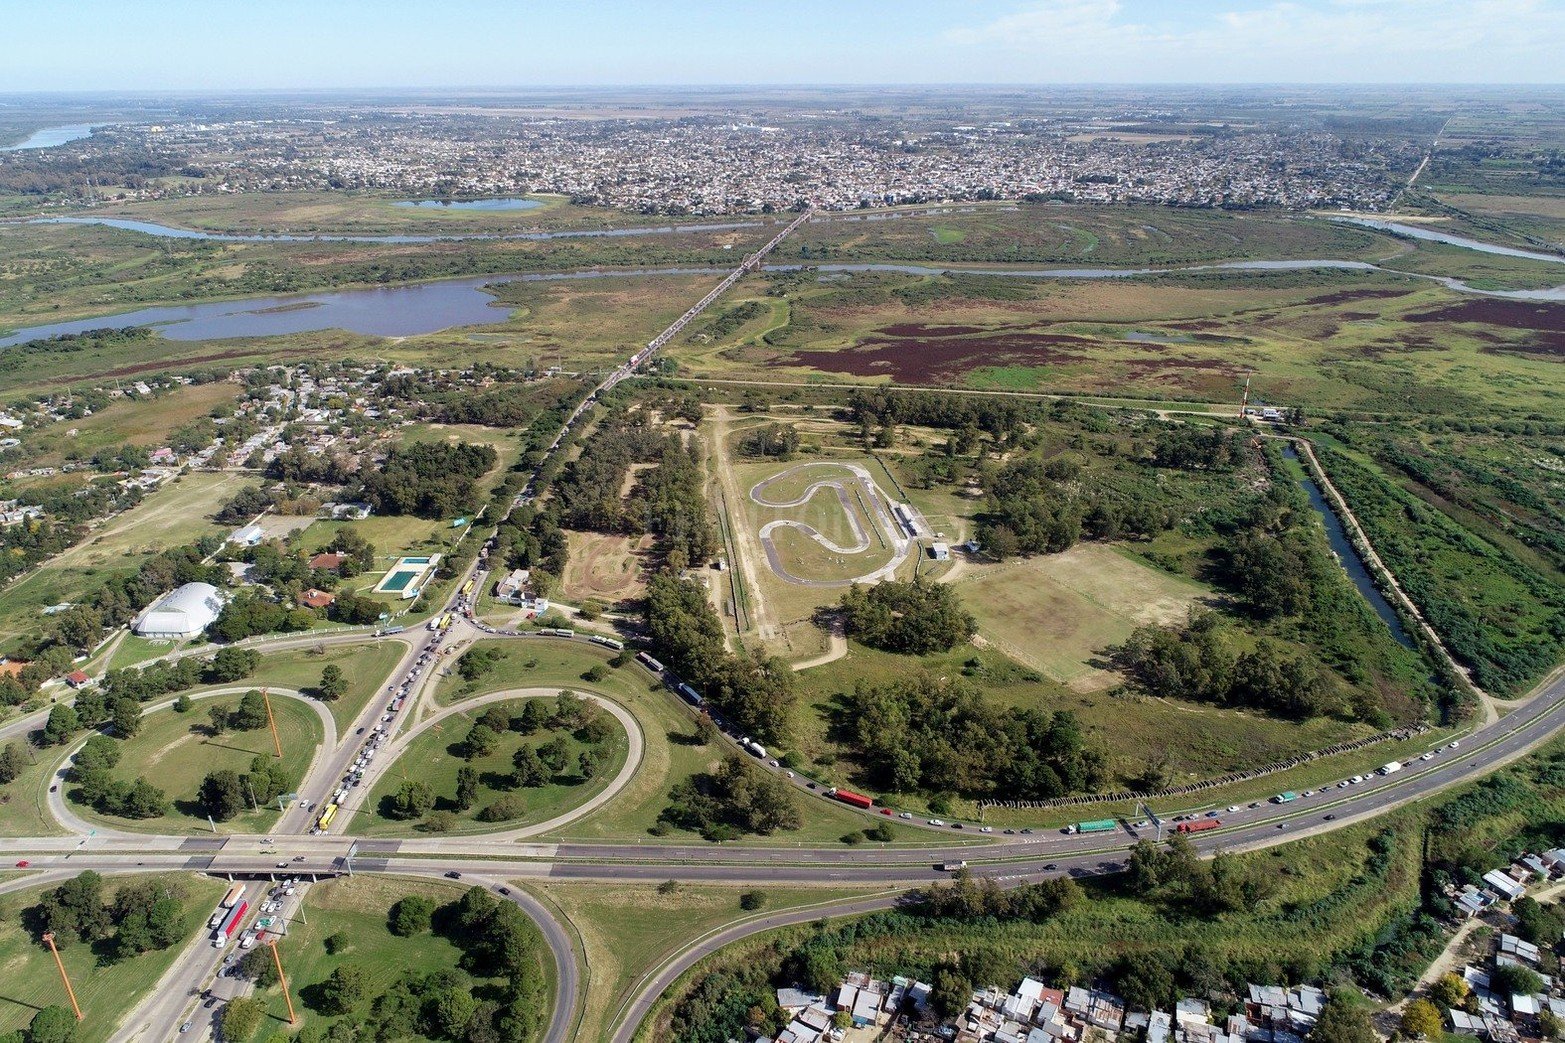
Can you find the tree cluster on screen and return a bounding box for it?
[737,423,800,460]
[198,755,292,821]
[1117,612,1358,722]
[29,871,189,962]
[645,574,796,741]
[659,754,803,841]
[839,579,976,655]
[846,674,1105,798]
[1124,835,1279,915]
[70,734,167,819]
[360,441,497,519]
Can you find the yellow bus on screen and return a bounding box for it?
[460,579,476,598]
[316,803,338,831]
[437,612,453,631]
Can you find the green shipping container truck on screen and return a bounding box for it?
[1066,819,1118,835]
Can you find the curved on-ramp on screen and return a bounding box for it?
[45,687,334,838]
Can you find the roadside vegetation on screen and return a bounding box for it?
[648,736,1565,1043]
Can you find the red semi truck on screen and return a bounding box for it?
[828,788,873,810]
[212,900,248,948]
[1176,819,1221,834]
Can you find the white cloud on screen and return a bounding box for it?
[941,0,1565,81]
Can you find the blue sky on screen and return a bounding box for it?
[2,0,1563,91]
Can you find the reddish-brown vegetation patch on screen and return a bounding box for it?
[1300,288,1414,308]
[1407,299,1565,356]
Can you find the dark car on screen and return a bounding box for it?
[1043,863,1059,871]
[204,998,217,1009]
[444,871,462,879]
[497,887,511,896]
[1019,828,1034,835]
[48,784,57,792]
[1323,814,1337,821]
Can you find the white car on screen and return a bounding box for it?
[1421,752,1434,761]
[928,819,946,827]
[1226,805,1239,813]
[978,826,994,833]
[1449,740,1460,749]
[899,812,913,819]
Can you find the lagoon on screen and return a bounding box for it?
[0,123,100,151]
[393,198,545,211]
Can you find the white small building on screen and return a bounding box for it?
[229,524,265,547]
[134,582,228,639]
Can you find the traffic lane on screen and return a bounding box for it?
[459,874,579,1043]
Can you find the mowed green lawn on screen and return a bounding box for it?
[0,745,63,838]
[0,471,246,653]
[240,640,408,731]
[241,875,549,1042]
[528,880,898,1043]
[354,696,628,836]
[0,873,229,1041]
[67,693,323,834]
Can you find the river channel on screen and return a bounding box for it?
[0,123,102,151]
[1282,445,1413,647]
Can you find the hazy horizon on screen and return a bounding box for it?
[4,0,1564,92]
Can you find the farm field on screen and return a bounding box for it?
[239,874,548,1043]
[352,694,629,837]
[0,873,229,1042]
[0,471,245,653]
[66,691,324,835]
[955,543,1213,691]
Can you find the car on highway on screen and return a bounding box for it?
[1019,828,1034,835]
[180,1022,191,1033]
[48,784,56,792]
[1043,863,1059,871]
[293,856,305,862]
[979,826,994,833]
[275,861,289,868]
[1226,805,1239,812]
[1324,814,1337,821]
[14,860,28,868]
[899,812,913,819]
[927,819,946,826]
[1421,752,1434,760]
[1449,740,1460,749]
[497,887,511,896]
[445,871,462,879]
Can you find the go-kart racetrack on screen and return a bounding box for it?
[750,462,916,586]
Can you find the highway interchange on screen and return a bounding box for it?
[2,208,1563,1041]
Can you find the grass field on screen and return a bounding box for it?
[529,880,898,1043]
[7,382,242,470]
[239,640,408,730]
[0,743,63,837]
[0,873,228,1041]
[66,692,323,834]
[242,875,548,1042]
[354,696,629,837]
[955,543,1211,691]
[0,471,246,654]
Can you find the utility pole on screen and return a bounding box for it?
[268,935,298,1026]
[41,933,83,1020]
[262,689,283,759]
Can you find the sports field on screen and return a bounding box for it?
[953,543,1212,691]
[560,529,651,606]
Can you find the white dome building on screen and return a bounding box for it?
[133,582,228,639]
